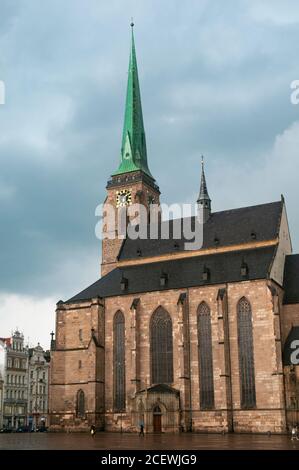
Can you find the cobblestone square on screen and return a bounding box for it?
[0,432,299,450]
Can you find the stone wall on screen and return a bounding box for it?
[49,277,291,433]
[281,303,299,343]
[103,279,286,433]
[281,302,299,429]
[49,299,105,431]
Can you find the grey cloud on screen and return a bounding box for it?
[0,0,298,304]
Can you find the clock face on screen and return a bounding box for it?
[116,189,132,208]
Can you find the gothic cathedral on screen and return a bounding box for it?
[49,26,299,434]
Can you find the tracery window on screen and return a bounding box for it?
[237,297,256,409]
[76,389,85,417]
[150,307,173,384]
[113,311,126,411]
[197,302,215,409]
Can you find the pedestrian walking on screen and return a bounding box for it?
[90,424,96,437]
[291,426,298,441]
[139,421,145,436]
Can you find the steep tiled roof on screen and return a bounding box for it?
[66,245,276,303]
[118,201,282,260]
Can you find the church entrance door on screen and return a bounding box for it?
[153,406,162,433]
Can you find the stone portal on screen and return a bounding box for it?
[132,384,180,433]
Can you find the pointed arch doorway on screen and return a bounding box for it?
[153,405,162,433]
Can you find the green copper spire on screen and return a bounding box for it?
[113,23,153,177]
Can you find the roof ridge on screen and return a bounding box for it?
[210,199,282,215]
[127,200,282,228]
[158,200,282,225]
[121,244,276,270]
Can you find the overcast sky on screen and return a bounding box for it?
[0,0,299,348]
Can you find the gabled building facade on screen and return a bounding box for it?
[0,340,5,429]
[49,25,299,433]
[1,331,29,430]
[28,344,50,430]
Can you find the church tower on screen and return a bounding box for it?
[102,23,160,275]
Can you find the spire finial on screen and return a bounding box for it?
[130,17,134,28]
[197,154,211,222]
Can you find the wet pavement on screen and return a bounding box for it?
[0,432,299,450]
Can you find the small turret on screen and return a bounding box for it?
[197,156,211,223]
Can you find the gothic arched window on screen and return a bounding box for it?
[237,297,256,409]
[113,310,126,411]
[197,302,215,410]
[150,307,173,384]
[76,389,85,417]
